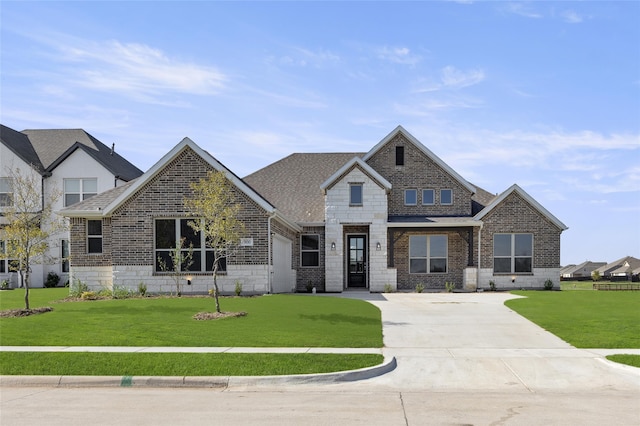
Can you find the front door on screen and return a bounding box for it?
[347,235,367,288]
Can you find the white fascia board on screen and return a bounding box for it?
[320,157,392,193]
[362,125,476,194]
[56,209,104,218]
[103,137,276,216]
[474,184,568,231]
[387,220,481,228]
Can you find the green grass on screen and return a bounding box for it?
[506,291,640,349]
[0,352,383,376]
[606,354,640,368]
[560,281,595,290]
[0,289,382,348]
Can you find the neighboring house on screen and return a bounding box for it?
[61,126,567,293]
[560,261,607,280]
[594,256,640,281]
[0,124,143,288]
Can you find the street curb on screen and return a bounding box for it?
[0,356,396,388]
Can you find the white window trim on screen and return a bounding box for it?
[0,177,13,207]
[422,189,435,206]
[440,188,453,205]
[404,189,417,206]
[64,178,98,207]
[493,233,534,274]
[409,235,448,274]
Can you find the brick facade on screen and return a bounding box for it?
[295,225,326,292]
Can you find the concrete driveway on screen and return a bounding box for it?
[342,292,640,393]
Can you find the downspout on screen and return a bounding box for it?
[114,175,120,188]
[267,213,276,294]
[477,222,483,290]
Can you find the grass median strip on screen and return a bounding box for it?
[0,352,384,376]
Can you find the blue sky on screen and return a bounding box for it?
[1,1,638,266]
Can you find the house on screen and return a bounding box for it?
[0,124,143,288]
[60,126,567,293]
[560,261,607,280]
[594,256,640,282]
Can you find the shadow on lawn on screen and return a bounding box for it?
[298,313,380,325]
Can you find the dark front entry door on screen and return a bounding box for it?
[348,235,367,288]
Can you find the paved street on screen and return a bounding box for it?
[2,293,639,425]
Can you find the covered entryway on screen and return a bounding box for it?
[347,234,367,288]
[272,235,293,293]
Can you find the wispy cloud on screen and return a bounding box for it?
[440,66,485,89]
[560,10,584,24]
[275,47,341,68]
[375,45,422,65]
[504,3,543,19]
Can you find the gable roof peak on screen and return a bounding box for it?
[363,126,476,194]
[320,156,392,193]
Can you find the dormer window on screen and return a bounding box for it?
[395,146,405,166]
[350,183,363,206]
[440,189,453,205]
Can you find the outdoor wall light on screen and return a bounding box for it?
[187,277,192,286]
[511,276,516,283]
[376,242,382,251]
[331,242,336,251]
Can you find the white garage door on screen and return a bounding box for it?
[272,235,293,293]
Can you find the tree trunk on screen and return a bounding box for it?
[22,270,30,310]
[213,262,221,313]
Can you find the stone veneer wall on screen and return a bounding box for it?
[478,191,563,290]
[365,133,473,217]
[325,167,396,292]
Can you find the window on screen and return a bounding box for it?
[87,220,103,254]
[301,234,320,267]
[440,189,453,205]
[404,189,417,206]
[64,178,97,207]
[409,235,448,273]
[61,240,70,273]
[0,177,13,207]
[493,233,533,273]
[395,146,405,166]
[422,189,434,205]
[154,218,221,273]
[350,183,363,206]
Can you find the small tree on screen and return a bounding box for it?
[184,170,245,313]
[156,237,194,296]
[1,167,66,310]
[592,270,601,282]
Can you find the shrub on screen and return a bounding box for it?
[489,280,496,291]
[445,281,455,293]
[112,285,133,299]
[97,288,113,298]
[235,280,243,297]
[80,291,97,300]
[137,282,147,297]
[592,270,601,282]
[383,284,394,293]
[415,283,425,293]
[1,280,9,290]
[69,280,89,298]
[544,279,554,291]
[44,272,60,288]
[208,288,216,297]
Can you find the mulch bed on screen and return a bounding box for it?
[193,311,247,321]
[0,307,54,318]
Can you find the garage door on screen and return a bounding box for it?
[272,235,293,293]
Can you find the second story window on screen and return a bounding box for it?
[87,220,103,254]
[350,183,363,206]
[422,189,435,205]
[440,189,453,205]
[404,189,417,206]
[0,177,13,207]
[64,178,97,207]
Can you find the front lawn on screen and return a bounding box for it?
[506,291,640,349]
[0,289,382,348]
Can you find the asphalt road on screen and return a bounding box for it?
[2,293,639,425]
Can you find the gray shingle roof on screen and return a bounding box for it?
[1,124,45,173]
[60,179,137,213]
[20,128,143,181]
[244,153,365,223]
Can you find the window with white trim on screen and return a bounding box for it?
[301,234,320,267]
[154,218,222,273]
[61,239,70,273]
[493,233,533,273]
[0,177,13,207]
[64,178,97,207]
[350,183,363,206]
[422,189,434,205]
[0,240,18,273]
[440,189,453,205]
[409,235,448,273]
[404,189,417,206]
[87,220,103,254]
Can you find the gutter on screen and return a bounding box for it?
[267,213,275,294]
[477,222,483,289]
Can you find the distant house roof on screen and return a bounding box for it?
[561,261,607,277]
[594,256,640,276]
[21,128,143,181]
[244,152,364,223]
